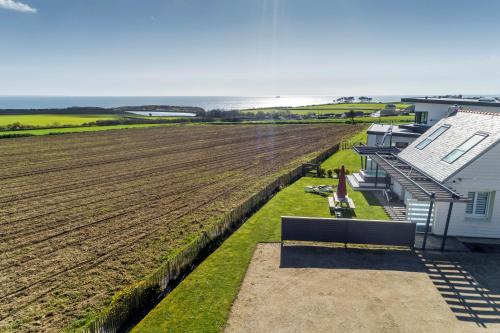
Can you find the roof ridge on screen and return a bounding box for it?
[458,109,500,116]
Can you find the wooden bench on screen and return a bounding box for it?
[328,193,356,211]
[328,197,336,209]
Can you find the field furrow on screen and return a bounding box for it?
[0,124,355,332]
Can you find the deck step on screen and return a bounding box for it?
[353,172,365,183]
[346,174,360,189]
[347,174,388,191]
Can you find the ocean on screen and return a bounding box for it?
[0,95,411,111]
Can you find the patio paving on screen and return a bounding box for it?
[225,243,500,333]
[414,233,470,252]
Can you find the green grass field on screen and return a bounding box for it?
[294,102,410,110]
[133,129,387,333]
[233,115,414,125]
[242,102,411,115]
[0,103,413,138]
[0,123,178,137]
[0,117,412,139]
[0,114,119,127]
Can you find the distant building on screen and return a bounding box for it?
[379,104,397,116]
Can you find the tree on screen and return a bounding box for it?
[256,111,266,119]
[348,109,356,123]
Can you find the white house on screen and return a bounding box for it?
[351,109,500,242]
[396,110,500,239]
[354,97,500,190]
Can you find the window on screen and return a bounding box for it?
[395,142,409,149]
[466,192,491,217]
[415,125,450,150]
[442,132,489,163]
[415,111,428,125]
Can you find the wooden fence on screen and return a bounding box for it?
[340,139,357,150]
[83,143,340,333]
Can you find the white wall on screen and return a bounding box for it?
[432,144,500,238]
[414,102,500,127]
[367,133,417,147]
[391,180,406,200]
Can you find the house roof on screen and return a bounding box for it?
[397,110,500,182]
[401,97,500,108]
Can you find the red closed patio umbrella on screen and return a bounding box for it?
[337,165,347,200]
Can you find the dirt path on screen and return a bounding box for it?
[226,243,500,333]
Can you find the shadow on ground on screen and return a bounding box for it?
[280,245,500,328]
[280,245,424,272]
[419,252,500,327]
[361,191,384,207]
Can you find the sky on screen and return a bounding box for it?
[1,0,500,96]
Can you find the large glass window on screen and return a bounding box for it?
[415,125,450,150]
[415,111,428,125]
[442,132,489,164]
[466,192,491,217]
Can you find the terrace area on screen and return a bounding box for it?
[226,244,500,333]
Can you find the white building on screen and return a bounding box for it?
[396,110,500,239]
[351,109,500,242]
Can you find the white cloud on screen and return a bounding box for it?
[0,0,37,13]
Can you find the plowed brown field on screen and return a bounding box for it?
[0,124,355,332]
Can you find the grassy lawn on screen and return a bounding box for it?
[0,114,119,127]
[242,102,411,115]
[294,102,410,110]
[133,129,387,333]
[322,130,367,173]
[0,123,178,137]
[231,115,414,125]
[353,115,413,123]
